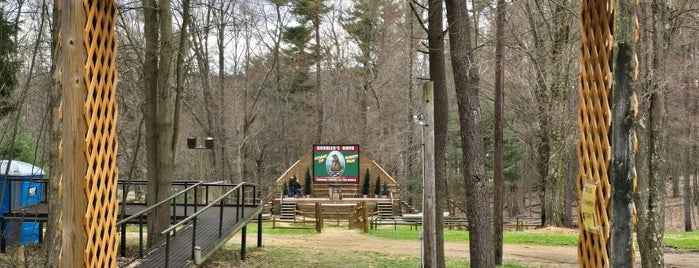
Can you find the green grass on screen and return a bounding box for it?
[663,231,699,250]
[503,232,578,246]
[367,226,577,246]
[215,223,698,268]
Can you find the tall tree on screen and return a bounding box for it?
[635,0,668,266]
[493,0,506,264]
[342,0,382,144]
[518,0,575,227]
[445,0,495,266]
[45,0,63,265]
[282,0,327,143]
[214,0,235,182]
[143,0,179,247]
[426,0,448,266]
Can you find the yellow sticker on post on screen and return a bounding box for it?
[581,181,599,233]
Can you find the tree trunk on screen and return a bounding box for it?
[684,147,692,231]
[493,0,506,264]
[215,3,232,182]
[45,2,62,265]
[523,1,572,227]
[405,2,418,207]
[609,0,637,264]
[683,77,693,232]
[445,0,495,266]
[143,0,176,247]
[635,1,667,266]
[428,0,447,266]
[173,0,191,160]
[314,11,324,144]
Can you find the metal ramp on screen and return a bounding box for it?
[116,181,266,268]
[1,180,267,267]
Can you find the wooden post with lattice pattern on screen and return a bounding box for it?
[578,0,638,267]
[60,0,119,267]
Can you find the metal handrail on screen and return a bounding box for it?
[161,182,257,267]
[116,181,203,226]
[160,183,247,234]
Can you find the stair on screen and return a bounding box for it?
[377,202,393,219]
[400,200,419,214]
[280,202,297,220]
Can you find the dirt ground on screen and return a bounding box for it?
[233,227,699,267]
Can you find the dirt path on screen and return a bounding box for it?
[233,228,699,267]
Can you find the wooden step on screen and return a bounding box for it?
[280,203,296,220]
[377,202,393,218]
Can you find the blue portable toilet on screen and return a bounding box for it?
[0,160,44,245]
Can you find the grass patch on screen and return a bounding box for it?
[246,223,699,251]
[663,231,699,250]
[503,232,578,246]
[209,243,527,268]
[367,226,577,246]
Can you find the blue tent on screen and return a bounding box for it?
[1,160,44,245]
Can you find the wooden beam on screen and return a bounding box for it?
[422,82,437,267]
[60,0,88,265]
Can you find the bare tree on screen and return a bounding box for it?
[635,0,668,266]
[143,0,179,247]
[45,0,62,265]
[425,0,448,265]
[493,0,506,264]
[520,0,576,227]
[445,0,494,266]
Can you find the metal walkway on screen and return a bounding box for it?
[1,180,266,267]
[130,205,260,268]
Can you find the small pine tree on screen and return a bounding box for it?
[374,175,381,196]
[283,181,289,196]
[382,181,388,196]
[362,168,370,196]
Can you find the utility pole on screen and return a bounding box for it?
[422,82,436,267]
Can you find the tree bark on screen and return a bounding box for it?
[428,0,447,266]
[684,147,692,231]
[609,0,637,265]
[314,2,324,144]
[143,0,176,247]
[45,1,62,265]
[635,0,667,266]
[173,0,190,159]
[445,0,495,266]
[493,0,506,264]
[522,0,572,227]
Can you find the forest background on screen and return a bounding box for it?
[0,0,698,265]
